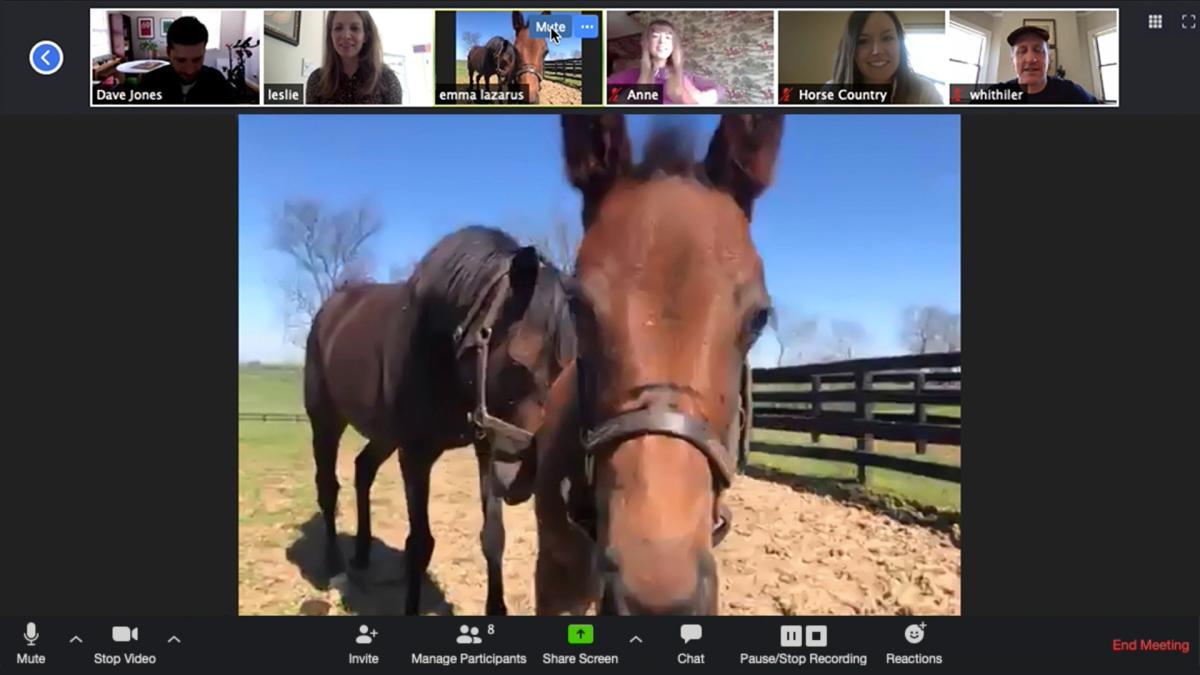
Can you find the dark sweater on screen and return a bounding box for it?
[140,65,236,104]
[983,76,1101,104]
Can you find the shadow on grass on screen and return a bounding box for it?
[286,513,455,616]
[742,464,961,539]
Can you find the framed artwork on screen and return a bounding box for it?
[265,11,302,46]
[137,16,154,40]
[1022,18,1057,48]
[161,18,174,39]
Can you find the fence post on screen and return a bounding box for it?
[855,369,874,483]
[914,371,927,455]
[810,374,822,443]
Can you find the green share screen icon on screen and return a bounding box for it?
[568,624,594,645]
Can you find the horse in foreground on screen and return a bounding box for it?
[304,225,574,615]
[531,113,781,615]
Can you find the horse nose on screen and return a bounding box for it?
[604,548,716,615]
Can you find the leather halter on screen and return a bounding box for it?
[453,262,534,462]
[575,359,743,492]
[513,63,544,84]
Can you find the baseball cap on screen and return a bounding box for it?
[1007,25,1051,46]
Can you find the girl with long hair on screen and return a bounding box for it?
[825,11,941,104]
[607,19,721,105]
[306,11,402,104]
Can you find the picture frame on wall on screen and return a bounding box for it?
[137,16,154,40]
[264,10,302,46]
[161,18,174,39]
[1022,18,1057,48]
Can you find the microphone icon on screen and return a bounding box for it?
[24,622,39,646]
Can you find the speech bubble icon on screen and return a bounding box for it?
[680,624,702,643]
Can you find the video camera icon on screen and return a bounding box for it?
[112,626,138,643]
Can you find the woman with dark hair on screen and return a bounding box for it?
[607,19,721,105]
[306,10,402,104]
[824,11,941,104]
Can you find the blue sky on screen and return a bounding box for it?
[238,114,960,365]
[454,11,584,61]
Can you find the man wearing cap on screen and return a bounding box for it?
[984,25,1100,103]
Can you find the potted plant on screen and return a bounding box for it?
[139,40,158,60]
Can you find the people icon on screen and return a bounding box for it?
[356,624,373,645]
[456,625,482,645]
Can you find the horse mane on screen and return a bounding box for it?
[410,225,575,364]
[633,120,711,186]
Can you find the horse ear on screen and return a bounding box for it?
[561,114,632,227]
[703,114,784,219]
[512,11,527,31]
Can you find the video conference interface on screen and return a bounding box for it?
[80,7,1131,107]
[6,0,1199,673]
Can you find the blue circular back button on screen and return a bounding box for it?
[30,40,63,76]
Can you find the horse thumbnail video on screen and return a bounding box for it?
[238,113,962,616]
[91,9,261,105]
[260,10,433,106]
[434,10,603,105]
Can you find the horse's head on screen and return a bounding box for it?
[511,11,548,103]
[561,114,782,614]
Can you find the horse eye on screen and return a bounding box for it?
[746,307,771,341]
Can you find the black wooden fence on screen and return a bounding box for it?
[238,412,305,423]
[544,57,582,87]
[751,352,961,484]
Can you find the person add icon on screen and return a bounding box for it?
[356,625,373,645]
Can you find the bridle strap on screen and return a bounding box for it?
[583,408,735,489]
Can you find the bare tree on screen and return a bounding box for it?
[901,305,960,354]
[772,308,819,366]
[830,319,867,360]
[526,216,580,274]
[462,31,482,52]
[272,199,383,346]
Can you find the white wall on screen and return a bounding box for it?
[263,10,325,85]
[123,11,182,59]
[206,11,259,87]
[779,11,945,83]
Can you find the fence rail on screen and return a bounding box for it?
[750,352,961,484]
[544,57,582,86]
[239,412,306,423]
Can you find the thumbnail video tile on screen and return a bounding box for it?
[91,9,262,105]
[606,10,776,105]
[947,10,1116,104]
[261,10,432,106]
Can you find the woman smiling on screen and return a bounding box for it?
[824,11,940,104]
[306,10,403,105]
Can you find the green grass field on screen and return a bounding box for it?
[238,364,960,518]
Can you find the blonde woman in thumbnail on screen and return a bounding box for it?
[607,19,721,105]
[824,11,941,104]
[306,10,403,104]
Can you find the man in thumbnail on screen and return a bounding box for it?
[140,16,236,104]
[607,19,721,104]
[984,26,1099,103]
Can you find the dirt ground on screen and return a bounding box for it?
[536,81,581,106]
[239,445,959,616]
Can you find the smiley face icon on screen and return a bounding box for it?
[904,623,926,645]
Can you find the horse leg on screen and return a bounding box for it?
[311,417,347,579]
[350,440,394,570]
[474,441,507,615]
[399,446,437,615]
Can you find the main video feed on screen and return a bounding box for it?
[261,10,433,106]
[605,10,776,104]
[778,10,948,104]
[238,113,961,616]
[435,10,603,105]
[91,9,262,105]
[948,10,1117,104]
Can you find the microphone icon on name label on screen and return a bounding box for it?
[25,622,40,646]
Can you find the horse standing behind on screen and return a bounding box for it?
[304,225,574,615]
[467,36,515,92]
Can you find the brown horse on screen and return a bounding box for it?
[510,11,548,104]
[467,36,515,92]
[304,225,574,615]
[532,114,782,615]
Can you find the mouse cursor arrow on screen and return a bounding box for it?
[549,26,562,45]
